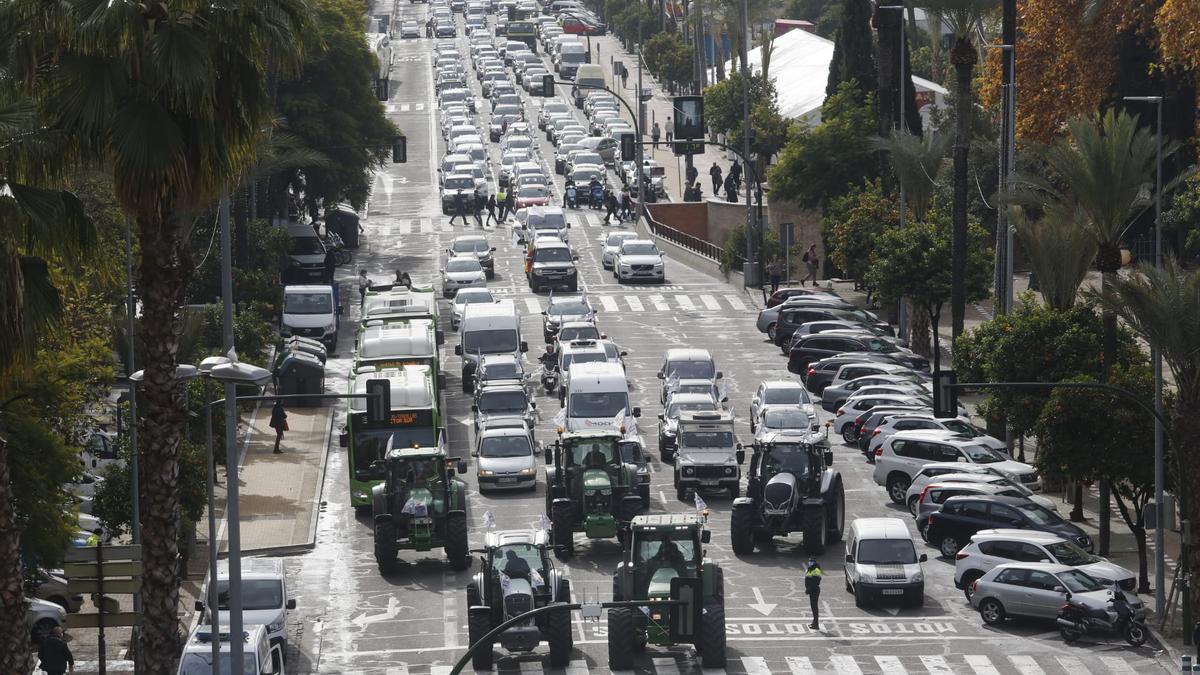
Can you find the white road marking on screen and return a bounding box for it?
[647,294,669,311]
[785,655,816,674]
[652,657,683,674]
[699,294,721,310]
[430,667,452,675]
[1055,656,1086,673]
[920,655,955,675]
[964,654,1002,675]
[400,103,411,112]
[1097,656,1137,674]
[874,655,907,674]
[829,655,864,675]
[442,587,457,647]
[524,298,542,314]
[1007,655,1046,675]
[674,294,695,310]
[658,490,668,506]
[624,295,644,312]
[598,295,619,312]
[420,218,436,233]
[565,660,590,675]
[740,656,771,674]
[384,667,410,675]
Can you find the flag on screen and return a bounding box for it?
[553,408,567,427]
[531,569,545,588]
[539,514,552,532]
[401,497,429,517]
[611,407,626,431]
[499,572,511,594]
[482,510,496,530]
[693,493,708,513]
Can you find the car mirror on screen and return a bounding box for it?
[824,450,834,465]
[716,371,724,379]
[286,598,297,610]
[620,351,628,357]
[735,449,745,465]
[471,449,479,457]
[1054,585,1067,594]
[657,372,664,379]
[701,530,711,544]
[471,404,478,412]
[657,414,664,421]
[632,407,641,418]
[542,311,548,315]
[194,600,205,612]
[520,341,529,353]
[490,247,497,252]
[455,345,463,356]
[845,554,854,564]
[336,306,344,315]
[339,430,349,448]
[457,459,468,474]
[530,401,537,409]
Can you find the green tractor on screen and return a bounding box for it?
[730,431,845,555]
[544,430,643,560]
[608,514,726,670]
[369,446,470,574]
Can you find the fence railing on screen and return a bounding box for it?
[644,210,722,262]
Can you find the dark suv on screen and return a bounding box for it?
[787,334,929,375]
[925,495,1093,559]
[773,305,893,347]
[802,353,907,395]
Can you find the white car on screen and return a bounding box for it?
[902,465,1056,516]
[613,239,665,283]
[28,596,66,642]
[440,255,487,298]
[474,421,538,492]
[752,406,821,445]
[866,412,1006,456]
[400,20,420,38]
[451,287,495,330]
[601,231,639,268]
[954,529,1137,600]
[873,430,1041,504]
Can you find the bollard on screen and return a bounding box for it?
[1184,655,1195,672]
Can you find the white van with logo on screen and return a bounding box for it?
[563,361,640,433]
[844,517,927,608]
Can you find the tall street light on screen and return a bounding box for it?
[740,0,753,286]
[1123,94,1165,616]
[878,4,907,338]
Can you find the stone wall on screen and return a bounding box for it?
[644,202,709,239]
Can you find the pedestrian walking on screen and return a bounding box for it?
[724,174,738,202]
[802,244,820,286]
[269,400,288,454]
[496,186,508,221]
[685,163,698,187]
[651,122,661,150]
[394,269,411,288]
[768,260,782,293]
[1192,621,1200,662]
[730,159,743,191]
[504,190,515,219]
[449,192,468,226]
[805,558,823,629]
[37,626,74,675]
[603,189,618,224]
[621,68,629,89]
[323,249,337,284]
[358,269,371,304]
[665,116,674,144]
[709,163,723,195]
[621,190,633,220]
[486,194,498,225]
[473,190,485,228]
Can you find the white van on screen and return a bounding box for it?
[281,285,341,349]
[284,223,326,282]
[176,623,284,675]
[563,361,640,433]
[571,64,605,106]
[196,559,295,653]
[456,300,527,393]
[844,517,927,608]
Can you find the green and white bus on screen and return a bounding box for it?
[342,364,445,508]
[355,318,443,390]
[360,284,440,328]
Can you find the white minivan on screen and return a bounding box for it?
[564,361,641,434]
[197,558,295,653]
[176,623,284,674]
[281,284,341,349]
[844,517,927,608]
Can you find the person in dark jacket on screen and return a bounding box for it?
[730,159,743,190]
[603,189,618,224]
[38,626,74,675]
[724,174,738,202]
[486,194,498,225]
[685,163,699,187]
[504,190,516,218]
[473,191,485,228]
[805,558,823,629]
[450,192,469,226]
[709,163,723,195]
[269,400,288,454]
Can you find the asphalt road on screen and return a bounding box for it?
[274,6,1177,674]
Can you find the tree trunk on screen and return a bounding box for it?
[0,439,34,675]
[234,185,250,269]
[873,4,898,196]
[908,300,931,358]
[1070,482,1085,522]
[714,27,726,81]
[1110,485,1152,595]
[928,305,942,373]
[928,12,943,85]
[949,37,976,343]
[133,214,194,675]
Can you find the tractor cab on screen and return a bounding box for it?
[629,520,705,599]
[545,430,642,558]
[371,446,469,571]
[748,432,834,501]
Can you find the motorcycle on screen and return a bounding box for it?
[540,364,559,392]
[321,231,352,265]
[589,184,604,210]
[1056,587,1147,646]
[565,185,578,209]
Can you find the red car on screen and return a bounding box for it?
[515,185,552,208]
[560,16,606,35]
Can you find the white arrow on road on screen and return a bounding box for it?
[351,595,411,629]
[747,587,777,616]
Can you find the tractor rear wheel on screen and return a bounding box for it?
[445,512,470,570]
[826,480,845,543]
[374,521,398,575]
[698,602,727,669]
[546,603,574,667]
[468,607,494,670]
[730,504,756,555]
[607,607,636,670]
[802,505,827,555]
[552,501,575,560]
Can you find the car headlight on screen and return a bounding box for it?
[911,570,924,583]
[519,467,536,476]
[478,470,495,477]
[566,268,576,275]
[637,466,649,475]
[325,323,337,333]
[724,466,735,475]
[354,490,369,501]
[682,466,695,476]
[267,620,283,634]
[858,572,874,583]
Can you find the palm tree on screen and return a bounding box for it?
[918,0,998,341]
[1011,202,1097,311]
[0,83,96,674]
[1088,258,1200,613]
[5,1,314,670]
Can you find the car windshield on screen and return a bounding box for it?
[559,326,599,341]
[676,384,715,397]
[215,579,282,611]
[454,240,490,253]
[1057,569,1105,593]
[446,258,482,273]
[445,176,474,189]
[543,213,566,228]
[519,186,548,198]
[289,236,324,256]
[550,301,589,315]
[680,430,734,448]
[866,338,898,353]
[942,419,981,436]
[621,243,659,256]
[455,291,494,306]
[563,352,606,368]
[177,654,258,675]
[463,329,519,353]
[667,360,715,379]
[494,105,521,115]
[481,362,521,380]
[480,435,532,458]
[1045,540,1100,566]
[1016,502,1062,526]
[573,152,602,165]
[569,392,629,418]
[763,388,808,405]
[284,292,332,315]
[667,401,716,417]
[535,247,573,263]
[763,409,811,429]
[572,169,600,182]
[961,444,1006,464]
[856,539,918,565]
[607,234,636,247]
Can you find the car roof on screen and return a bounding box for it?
[850,517,910,538]
[988,561,1075,574]
[888,430,981,444]
[478,421,533,437]
[668,393,717,404]
[664,348,712,361]
[971,528,1065,544]
[762,379,805,390]
[620,239,655,247]
[942,494,1033,507]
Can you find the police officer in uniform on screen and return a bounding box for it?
[805,557,823,629]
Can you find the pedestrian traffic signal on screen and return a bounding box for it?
[366,379,392,424]
[543,75,555,98]
[932,369,958,418]
[620,134,635,161]
[392,136,407,164]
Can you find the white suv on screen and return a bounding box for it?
[866,413,1005,456]
[833,394,929,438]
[872,431,1040,504]
[954,529,1136,600]
[904,469,1058,516]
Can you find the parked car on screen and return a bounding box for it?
[872,430,1040,504]
[969,562,1139,626]
[788,333,929,375]
[955,529,1136,601]
[926,495,1092,559]
[903,469,1058,517]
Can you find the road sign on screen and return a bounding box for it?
[68,578,142,594]
[64,561,144,579]
[67,613,143,629]
[672,141,704,157]
[65,545,142,563]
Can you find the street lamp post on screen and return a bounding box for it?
[879,4,908,338]
[1123,94,1165,618]
[740,0,753,286]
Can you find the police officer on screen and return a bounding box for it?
[805,557,823,629]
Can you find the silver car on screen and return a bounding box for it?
[904,470,1057,517]
[601,231,639,269]
[473,420,538,491]
[748,379,812,432]
[970,562,1143,626]
[451,287,495,330]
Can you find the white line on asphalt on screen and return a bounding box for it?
[674,294,695,310]
[785,655,816,674]
[920,655,954,674]
[1055,656,1086,673]
[598,295,618,312]
[647,294,669,311]
[740,656,771,675]
[624,295,644,312]
[1006,655,1046,675]
[700,294,721,310]
[658,490,668,506]
[1097,656,1137,674]
[524,298,542,314]
[384,668,410,675]
[652,657,683,674]
[725,294,747,311]
[442,570,458,648]
[874,655,907,674]
[828,655,864,675]
[430,667,451,675]
[965,654,1001,675]
[565,660,590,675]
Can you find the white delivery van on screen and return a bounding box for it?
[563,361,641,433]
[456,300,527,393]
[281,284,341,349]
[176,623,284,675]
[571,64,605,106]
[284,222,327,282]
[844,517,927,608]
[196,558,295,653]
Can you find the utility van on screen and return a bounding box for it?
[673,411,742,501]
[196,558,295,653]
[844,517,927,608]
[281,284,341,349]
[563,361,640,433]
[176,623,284,674]
[284,222,327,283]
[571,64,605,107]
[456,300,527,393]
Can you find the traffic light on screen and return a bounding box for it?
[391,136,407,164]
[671,96,704,140]
[366,379,392,424]
[932,369,957,418]
[620,134,635,161]
[543,74,554,98]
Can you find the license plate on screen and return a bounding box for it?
[498,477,518,483]
[881,589,904,596]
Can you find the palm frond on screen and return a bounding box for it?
[871,130,952,221]
[916,0,998,37]
[1013,203,1096,311]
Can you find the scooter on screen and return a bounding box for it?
[1056,587,1147,646]
[565,185,578,209]
[589,184,604,210]
[540,364,559,392]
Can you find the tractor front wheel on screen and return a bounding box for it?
[546,603,574,667]
[374,521,399,575]
[826,480,846,543]
[445,512,470,570]
[802,505,827,555]
[607,607,636,670]
[468,607,494,670]
[552,501,575,560]
[730,504,756,555]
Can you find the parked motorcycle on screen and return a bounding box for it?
[321,231,352,265]
[1057,586,1147,646]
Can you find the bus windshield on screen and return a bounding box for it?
[353,427,438,472]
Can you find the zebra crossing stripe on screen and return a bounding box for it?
[1007,655,1046,675]
[785,655,816,674]
[874,655,907,674]
[828,655,864,675]
[383,667,409,675]
[524,298,542,314]
[725,294,747,311]
[564,660,590,675]
[598,295,619,312]
[1055,656,1086,673]
[647,294,670,311]
[699,294,721,310]
[674,294,695,310]
[410,218,423,234]
[518,662,544,672]
[920,655,954,675]
[964,654,1001,675]
[430,668,452,675]
[740,656,771,674]
[624,295,644,312]
[420,218,436,233]
[1097,656,1137,675]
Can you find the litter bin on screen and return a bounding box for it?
[326,204,361,249]
[279,336,327,364]
[275,351,325,407]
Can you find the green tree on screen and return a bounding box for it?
[642,33,693,92]
[1033,364,1157,592]
[93,437,208,541]
[824,181,898,284]
[702,72,776,140]
[276,0,399,213]
[768,83,878,208]
[6,1,314,669]
[866,215,991,370]
[1163,172,1200,260]
[826,0,877,101]
[728,101,790,174]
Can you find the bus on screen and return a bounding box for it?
[355,317,443,389]
[361,284,440,327]
[343,364,444,508]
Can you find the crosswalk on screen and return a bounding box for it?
[332,652,1162,674]
[518,293,752,314]
[385,101,428,113]
[362,213,629,233]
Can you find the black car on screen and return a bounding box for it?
[773,304,893,347]
[802,353,908,395]
[787,334,929,376]
[925,495,1093,559]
